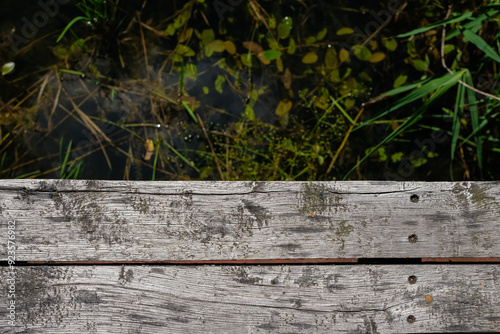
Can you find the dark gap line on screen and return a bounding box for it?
[1,258,500,266]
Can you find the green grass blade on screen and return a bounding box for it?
[0,152,6,170]
[60,140,73,178]
[381,77,432,97]
[330,97,354,125]
[56,16,88,42]
[14,170,40,179]
[152,142,159,181]
[355,72,463,130]
[462,29,500,63]
[396,12,473,38]
[59,69,86,76]
[450,83,465,178]
[164,142,200,172]
[463,70,483,171]
[446,9,499,40]
[343,105,426,180]
[343,72,463,180]
[66,161,83,179]
[181,100,199,124]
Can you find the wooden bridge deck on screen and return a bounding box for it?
[1,180,499,333]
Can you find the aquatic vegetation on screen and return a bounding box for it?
[0,0,499,181]
[347,2,500,180]
[56,0,108,45]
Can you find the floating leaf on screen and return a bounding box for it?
[412,59,428,72]
[268,15,276,29]
[224,40,236,54]
[178,28,193,43]
[257,52,271,65]
[305,36,317,45]
[391,152,404,163]
[1,62,15,76]
[214,75,226,93]
[207,39,225,52]
[283,68,292,89]
[316,28,328,41]
[264,49,282,60]
[184,63,197,80]
[339,48,350,63]
[203,86,209,94]
[344,98,355,110]
[287,38,296,54]
[201,29,215,45]
[378,148,388,162]
[278,16,293,39]
[276,99,292,116]
[302,52,318,64]
[352,45,372,61]
[325,47,338,69]
[276,56,284,72]
[384,38,397,51]
[330,69,341,83]
[241,53,253,67]
[443,44,455,54]
[177,44,195,57]
[243,41,263,53]
[369,52,386,63]
[143,139,155,161]
[393,74,408,88]
[245,105,255,120]
[165,24,176,36]
[337,27,354,35]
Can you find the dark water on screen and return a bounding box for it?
[0,0,498,180]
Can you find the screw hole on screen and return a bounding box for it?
[407,315,416,323]
[408,275,417,284]
[408,234,418,243]
[410,194,419,203]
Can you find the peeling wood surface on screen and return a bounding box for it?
[1,180,500,261]
[1,265,498,333]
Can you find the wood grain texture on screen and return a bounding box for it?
[1,180,499,261]
[1,265,498,333]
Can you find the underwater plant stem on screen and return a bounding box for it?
[137,12,150,81]
[152,142,159,181]
[197,114,225,180]
[326,107,365,174]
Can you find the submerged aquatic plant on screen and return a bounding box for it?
[1,0,499,181]
[56,0,108,44]
[59,138,83,179]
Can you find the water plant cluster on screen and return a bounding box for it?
[0,0,499,180]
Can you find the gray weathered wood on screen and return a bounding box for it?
[1,180,499,261]
[1,265,498,333]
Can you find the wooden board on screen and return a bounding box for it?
[1,180,499,261]
[1,265,498,333]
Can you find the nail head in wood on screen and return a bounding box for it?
[408,234,418,243]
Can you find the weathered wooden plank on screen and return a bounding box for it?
[1,265,498,333]
[1,180,499,261]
